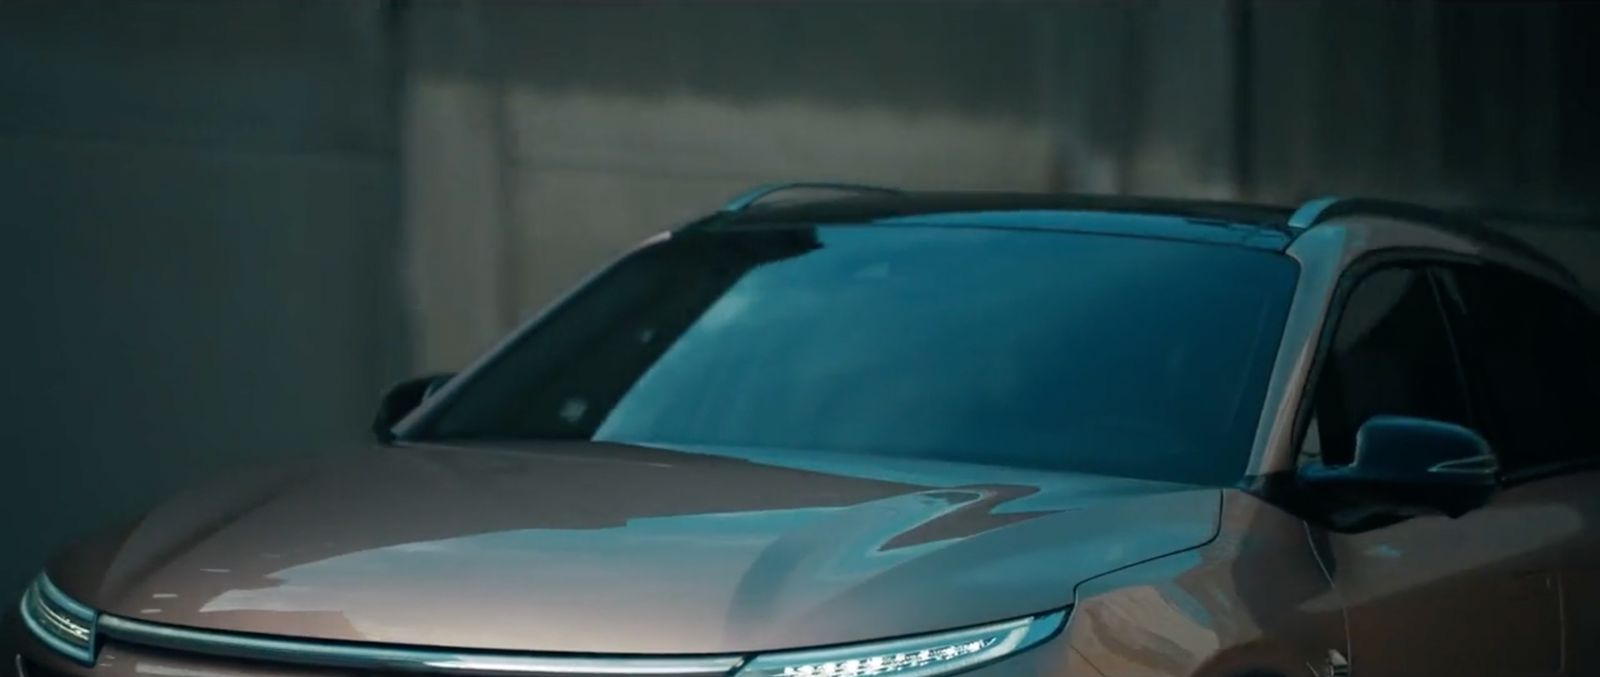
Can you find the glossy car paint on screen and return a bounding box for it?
[18,489,1347,677]
[1314,475,1577,677]
[45,443,1219,654]
[12,200,1590,677]
[1253,216,1592,677]
[1065,491,1345,677]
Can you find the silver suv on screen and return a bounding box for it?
[11,185,1600,677]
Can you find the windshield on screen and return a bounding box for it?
[413,224,1298,485]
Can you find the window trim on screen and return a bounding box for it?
[1287,249,1479,469]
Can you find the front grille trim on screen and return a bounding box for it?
[96,615,745,677]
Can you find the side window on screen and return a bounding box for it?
[1303,266,1473,466]
[1441,265,1600,474]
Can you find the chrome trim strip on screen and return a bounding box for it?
[19,576,98,667]
[97,615,744,676]
[14,654,27,677]
[35,575,96,621]
[29,592,90,641]
[1429,454,1499,475]
[19,590,93,667]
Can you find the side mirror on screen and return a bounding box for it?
[372,373,454,443]
[1299,415,1499,523]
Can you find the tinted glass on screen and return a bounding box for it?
[1305,266,1472,465]
[1442,265,1600,473]
[419,225,1299,485]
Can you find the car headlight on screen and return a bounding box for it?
[19,573,98,666]
[736,610,1066,677]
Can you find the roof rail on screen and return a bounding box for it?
[1287,196,1478,231]
[718,182,902,214]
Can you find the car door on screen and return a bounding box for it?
[1298,264,1566,677]
[1437,262,1600,677]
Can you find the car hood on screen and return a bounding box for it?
[51,441,1220,654]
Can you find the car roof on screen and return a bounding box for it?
[701,191,1299,251]
[695,188,1579,284]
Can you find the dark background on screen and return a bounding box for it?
[2,0,1598,600]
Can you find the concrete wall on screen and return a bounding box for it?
[0,2,406,597]
[2,0,1597,600]
[400,1,1247,364]
[401,1,1600,364]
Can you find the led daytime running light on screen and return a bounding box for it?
[737,611,1065,677]
[778,637,997,677]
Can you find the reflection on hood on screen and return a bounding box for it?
[55,441,1221,654]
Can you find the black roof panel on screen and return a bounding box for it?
[722,191,1295,227]
[702,191,1296,250]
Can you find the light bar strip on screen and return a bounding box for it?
[736,611,1067,677]
[98,615,743,676]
